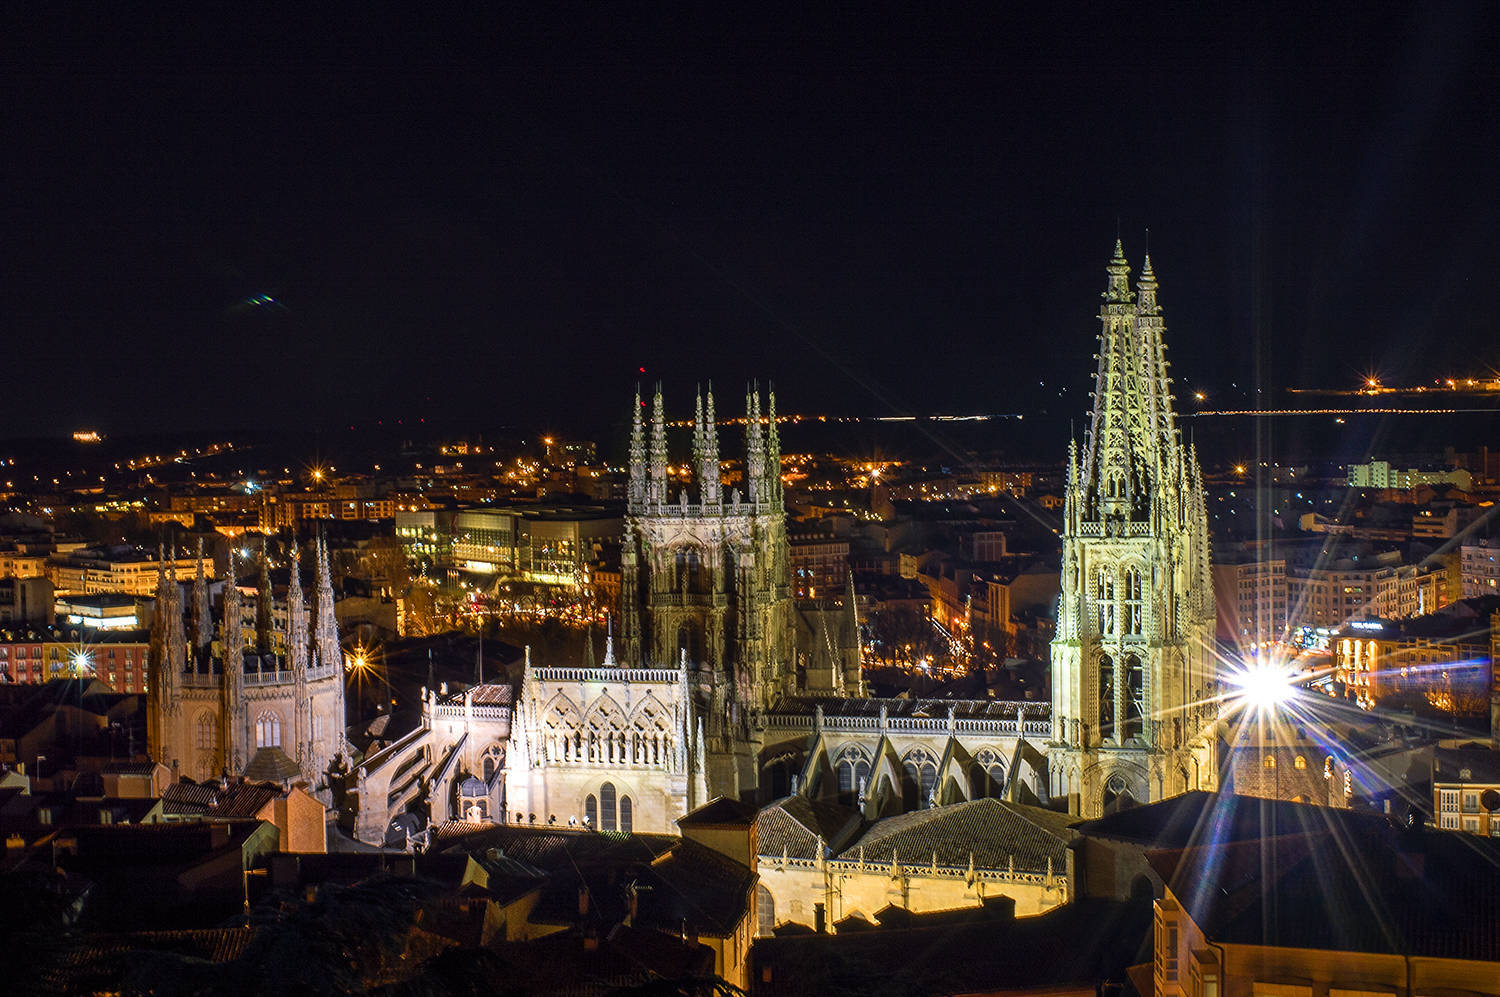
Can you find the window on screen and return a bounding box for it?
[1095,567,1116,636]
[835,747,871,798]
[1122,566,1144,635]
[619,795,632,833]
[757,884,775,936]
[970,749,1006,799]
[1263,755,1276,769]
[1294,755,1307,770]
[902,749,938,809]
[585,794,598,828]
[1157,918,1178,980]
[196,711,217,750]
[600,782,618,831]
[1098,654,1115,739]
[255,712,282,749]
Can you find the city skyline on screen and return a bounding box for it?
[6,7,1499,441]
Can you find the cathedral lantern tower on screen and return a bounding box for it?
[619,383,796,798]
[1050,241,1217,817]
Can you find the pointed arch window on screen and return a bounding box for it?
[835,747,871,799]
[1122,566,1144,636]
[757,883,775,937]
[600,781,618,831]
[1098,654,1116,741]
[969,748,1006,799]
[585,794,598,828]
[901,748,938,810]
[1122,653,1144,741]
[619,795,633,833]
[196,711,217,750]
[255,711,281,749]
[1095,567,1116,636]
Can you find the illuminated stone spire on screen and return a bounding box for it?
[255,540,275,656]
[1051,240,1218,818]
[648,383,668,506]
[693,384,722,506]
[286,547,308,675]
[765,386,782,506]
[1082,240,1148,519]
[221,551,245,772]
[164,547,186,697]
[148,543,183,764]
[312,529,339,673]
[627,385,647,512]
[1135,255,1176,470]
[190,538,211,670]
[745,384,765,505]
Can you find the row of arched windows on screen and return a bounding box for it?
[828,745,1010,808]
[585,781,634,832]
[541,695,675,768]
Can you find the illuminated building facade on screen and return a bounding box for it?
[1433,747,1500,835]
[1211,555,1288,647]
[147,538,348,793]
[0,624,150,691]
[1287,557,1452,630]
[48,544,213,597]
[1330,600,1497,716]
[1462,539,1500,598]
[1050,243,1218,817]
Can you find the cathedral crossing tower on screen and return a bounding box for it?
[1050,241,1217,817]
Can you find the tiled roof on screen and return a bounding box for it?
[677,796,759,827]
[1433,746,1500,785]
[243,746,301,783]
[1074,790,1393,850]
[213,782,281,819]
[429,822,678,870]
[161,782,220,815]
[840,798,1073,873]
[525,837,755,938]
[752,896,1151,997]
[770,695,1042,721]
[1158,821,1500,961]
[433,824,754,939]
[756,796,858,860]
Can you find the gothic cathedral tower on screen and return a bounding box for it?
[618,383,795,797]
[1050,242,1217,817]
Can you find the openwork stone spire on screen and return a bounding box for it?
[648,383,668,506]
[693,384,721,505]
[286,547,308,675]
[765,386,782,506]
[1051,240,1216,818]
[627,384,647,512]
[745,384,765,505]
[221,550,245,771]
[190,538,211,668]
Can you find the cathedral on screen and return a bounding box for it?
[352,245,1217,841]
[147,536,348,795]
[1048,241,1218,817]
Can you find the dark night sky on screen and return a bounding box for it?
[5,6,1499,440]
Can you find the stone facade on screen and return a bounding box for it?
[147,537,348,797]
[1049,243,1218,817]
